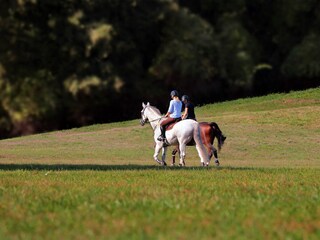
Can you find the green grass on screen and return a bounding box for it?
[0,88,320,239]
[0,168,319,239]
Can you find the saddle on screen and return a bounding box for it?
[158,118,182,145]
[164,118,181,131]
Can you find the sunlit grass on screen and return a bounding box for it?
[0,88,320,239]
[0,168,319,239]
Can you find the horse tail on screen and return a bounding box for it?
[209,122,226,151]
[193,122,209,164]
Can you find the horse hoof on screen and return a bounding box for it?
[162,161,167,166]
[215,160,220,166]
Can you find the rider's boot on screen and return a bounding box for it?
[157,126,166,141]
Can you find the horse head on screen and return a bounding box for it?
[140,102,150,126]
[209,122,226,151]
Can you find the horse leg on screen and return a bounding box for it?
[205,143,214,161]
[153,144,164,165]
[171,147,179,166]
[213,148,220,166]
[208,146,220,166]
[205,144,219,166]
[179,144,186,166]
[161,146,167,166]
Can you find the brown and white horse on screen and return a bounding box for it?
[171,122,226,166]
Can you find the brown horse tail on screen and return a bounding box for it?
[209,122,226,151]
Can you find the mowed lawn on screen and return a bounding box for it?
[0,88,319,239]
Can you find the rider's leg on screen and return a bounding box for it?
[160,125,166,138]
[158,117,174,141]
[157,126,166,141]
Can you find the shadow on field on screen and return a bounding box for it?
[0,164,254,171]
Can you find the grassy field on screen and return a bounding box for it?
[0,88,319,239]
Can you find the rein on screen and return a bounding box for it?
[147,117,163,123]
[141,116,163,127]
[141,105,164,126]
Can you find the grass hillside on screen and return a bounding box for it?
[0,88,319,239]
[0,87,319,168]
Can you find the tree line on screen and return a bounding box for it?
[1,0,319,138]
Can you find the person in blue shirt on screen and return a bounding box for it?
[181,95,196,120]
[157,90,182,142]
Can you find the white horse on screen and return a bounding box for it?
[140,102,210,166]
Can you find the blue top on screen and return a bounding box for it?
[168,100,182,118]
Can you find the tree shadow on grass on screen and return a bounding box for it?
[0,163,256,171]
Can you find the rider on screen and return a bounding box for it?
[157,90,182,142]
[181,94,227,142]
[181,95,196,121]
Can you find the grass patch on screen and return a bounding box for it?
[0,88,319,239]
[0,168,319,239]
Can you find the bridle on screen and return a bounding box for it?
[140,106,163,126]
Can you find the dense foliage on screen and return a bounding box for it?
[1,0,319,137]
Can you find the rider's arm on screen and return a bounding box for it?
[165,100,174,117]
[182,107,188,119]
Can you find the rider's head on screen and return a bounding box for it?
[170,90,179,99]
[181,95,189,102]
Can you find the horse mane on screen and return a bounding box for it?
[149,105,162,115]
